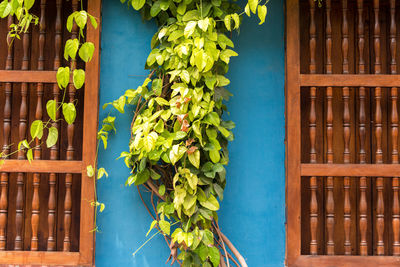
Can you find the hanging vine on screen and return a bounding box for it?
[0,0,273,266]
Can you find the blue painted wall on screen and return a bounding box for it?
[96,0,285,266]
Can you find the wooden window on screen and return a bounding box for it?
[287,0,400,265]
[0,0,100,265]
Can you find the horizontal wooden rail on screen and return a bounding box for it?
[300,74,400,87]
[301,164,400,177]
[0,70,57,83]
[295,255,400,267]
[0,160,83,173]
[0,251,82,265]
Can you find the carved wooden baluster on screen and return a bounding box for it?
[342,0,351,255]
[357,0,368,256]
[374,0,384,256]
[325,0,334,255]
[15,26,31,251]
[64,0,79,252]
[309,0,318,255]
[392,86,399,255]
[0,15,14,251]
[31,0,46,251]
[389,0,400,256]
[48,0,62,251]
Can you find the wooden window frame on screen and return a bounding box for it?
[0,0,101,265]
[286,0,400,265]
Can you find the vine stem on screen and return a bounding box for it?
[214,222,247,267]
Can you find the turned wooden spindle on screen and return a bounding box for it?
[48,0,63,252]
[0,15,14,251]
[357,0,368,256]
[15,28,31,251]
[389,0,400,256]
[375,87,384,255]
[31,0,47,251]
[324,0,334,255]
[392,87,399,255]
[373,0,384,256]
[64,0,79,252]
[309,0,318,255]
[342,0,351,255]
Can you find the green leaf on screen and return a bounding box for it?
[0,1,11,18]
[184,21,197,38]
[182,10,199,21]
[150,169,161,180]
[159,184,166,196]
[150,1,161,17]
[177,2,186,15]
[198,18,209,32]
[155,97,169,106]
[46,100,57,121]
[249,0,257,14]
[257,5,267,25]
[244,3,250,16]
[168,30,184,42]
[224,15,231,31]
[64,39,79,61]
[86,165,95,177]
[146,220,157,236]
[112,96,126,114]
[174,131,187,140]
[27,148,33,162]
[97,167,109,179]
[154,120,165,133]
[231,13,240,29]
[220,49,238,64]
[88,14,98,29]
[62,103,76,125]
[208,246,220,267]
[30,120,44,140]
[159,220,171,235]
[131,0,145,10]
[202,229,214,246]
[66,14,74,32]
[217,34,234,50]
[18,139,29,150]
[205,112,220,126]
[199,194,219,211]
[135,168,150,185]
[169,145,187,165]
[56,67,70,89]
[160,0,170,11]
[79,42,95,63]
[188,149,200,169]
[74,10,87,29]
[209,149,220,163]
[24,0,34,10]
[152,78,163,96]
[73,69,85,89]
[46,127,58,148]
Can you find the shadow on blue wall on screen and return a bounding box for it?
[96,0,285,266]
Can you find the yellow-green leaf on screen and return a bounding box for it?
[248,0,257,14]
[188,150,200,169]
[46,127,58,148]
[87,165,95,177]
[257,5,267,25]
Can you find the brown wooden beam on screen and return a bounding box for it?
[0,251,82,265]
[0,70,57,83]
[301,74,400,87]
[0,160,83,173]
[301,164,400,177]
[295,255,400,267]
